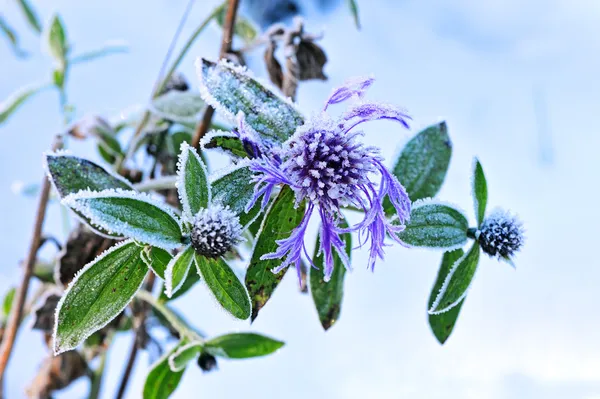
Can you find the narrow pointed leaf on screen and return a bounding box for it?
[176,142,209,219]
[428,249,465,344]
[245,187,304,321]
[16,0,42,33]
[202,131,248,158]
[472,158,488,225]
[211,164,261,227]
[150,91,206,125]
[0,16,28,58]
[2,287,16,320]
[215,5,258,43]
[310,218,351,330]
[429,243,480,314]
[143,342,186,399]
[70,43,128,64]
[165,245,194,297]
[53,241,147,354]
[1,83,49,124]
[198,58,304,145]
[141,246,172,280]
[159,266,200,303]
[46,15,68,65]
[168,342,203,372]
[195,255,251,320]
[347,0,361,29]
[390,121,452,205]
[205,333,284,359]
[63,190,182,250]
[398,201,468,249]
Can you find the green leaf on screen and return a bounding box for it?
[63,190,183,250]
[143,342,186,399]
[46,15,68,66]
[2,287,16,320]
[53,240,147,354]
[96,133,124,165]
[165,245,194,297]
[215,5,258,43]
[195,254,250,320]
[428,249,466,344]
[70,43,128,64]
[150,91,206,125]
[245,187,304,321]
[0,16,28,58]
[390,122,452,204]
[429,242,480,315]
[202,131,248,158]
[398,201,468,249]
[159,264,200,303]
[168,341,203,371]
[1,83,49,125]
[205,333,284,359]
[347,0,361,29]
[171,131,192,153]
[177,142,210,219]
[198,58,304,145]
[310,218,351,331]
[472,158,488,226]
[141,246,173,280]
[52,68,65,89]
[210,164,260,228]
[16,0,42,34]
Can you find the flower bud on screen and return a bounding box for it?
[477,209,524,259]
[191,206,242,258]
[197,352,218,373]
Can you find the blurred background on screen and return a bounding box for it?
[1,0,600,398]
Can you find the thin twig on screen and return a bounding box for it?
[0,135,63,382]
[192,0,241,149]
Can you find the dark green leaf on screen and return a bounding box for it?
[205,333,284,359]
[245,187,304,321]
[347,0,361,29]
[2,287,16,320]
[53,241,147,354]
[159,263,200,303]
[429,242,480,314]
[398,202,468,249]
[428,249,465,344]
[1,83,49,125]
[203,132,248,158]
[96,133,123,165]
[171,131,192,153]
[211,165,261,228]
[46,15,68,65]
[16,0,42,33]
[195,254,250,320]
[168,341,203,371]
[70,43,128,64]
[0,16,28,58]
[141,246,173,280]
[165,245,194,297]
[310,218,351,330]
[64,191,183,250]
[390,122,452,204]
[143,342,186,399]
[177,143,209,219]
[199,58,304,145]
[472,158,488,226]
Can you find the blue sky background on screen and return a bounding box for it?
[1,0,600,398]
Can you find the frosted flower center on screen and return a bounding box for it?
[478,210,524,258]
[191,206,242,258]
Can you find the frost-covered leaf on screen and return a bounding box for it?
[141,246,172,280]
[150,91,206,125]
[46,15,68,66]
[53,240,147,354]
[96,132,124,165]
[143,342,186,399]
[0,16,28,58]
[165,245,194,298]
[176,142,210,220]
[168,341,203,372]
[70,42,128,64]
[310,218,351,331]
[428,249,466,344]
[1,83,49,125]
[390,122,451,205]
[63,189,182,250]
[429,242,480,315]
[201,131,248,158]
[16,0,42,34]
[472,158,488,226]
[204,333,284,359]
[215,6,258,43]
[159,263,200,303]
[137,290,202,341]
[197,58,304,145]
[245,187,304,321]
[211,164,261,228]
[2,287,15,320]
[195,254,250,320]
[398,201,468,249]
[347,0,361,29]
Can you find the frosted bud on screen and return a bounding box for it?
[477,209,524,259]
[190,205,242,258]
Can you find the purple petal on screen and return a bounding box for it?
[318,208,351,281]
[341,102,411,133]
[324,76,375,110]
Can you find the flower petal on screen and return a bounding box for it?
[323,76,375,110]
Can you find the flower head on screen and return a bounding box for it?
[477,209,524,260]
[190,205,242,258]
[244,77,412,281]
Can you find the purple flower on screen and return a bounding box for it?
[245,77,412,281]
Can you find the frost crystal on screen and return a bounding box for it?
[246,76,412,281]
[477,209,524,259]
[191,205,242,258]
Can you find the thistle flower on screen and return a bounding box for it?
[476,209,524,260]
[244,77,412,281]
[190,205,243,258]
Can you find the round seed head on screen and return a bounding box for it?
[478,209,524,259]
[190,205,242,258]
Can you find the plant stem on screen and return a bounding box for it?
[88,349,108,399]
[192,0,241,149]
[0,135,63,383]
